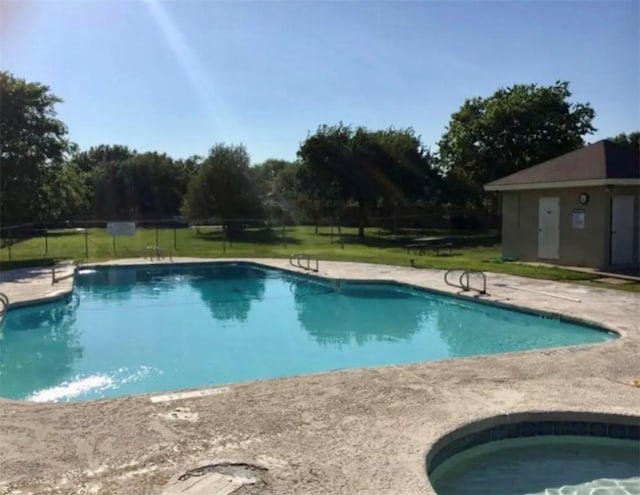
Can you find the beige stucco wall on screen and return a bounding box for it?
[501,186,639,269]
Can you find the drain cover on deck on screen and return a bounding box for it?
[163,462,268,495]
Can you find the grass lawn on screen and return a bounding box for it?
[1,225,638,292]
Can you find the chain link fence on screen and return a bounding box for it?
[0,214,500,268]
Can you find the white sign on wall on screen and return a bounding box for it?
[107,222,136,236]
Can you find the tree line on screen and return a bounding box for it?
[1,71,637,237]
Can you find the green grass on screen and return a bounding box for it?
[1,225,638,292]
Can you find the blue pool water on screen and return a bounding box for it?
[0,263,614,402]
[430,437,640,495]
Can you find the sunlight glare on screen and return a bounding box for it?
[141,0,238,140]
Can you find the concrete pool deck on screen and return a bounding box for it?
[0,258,638,495]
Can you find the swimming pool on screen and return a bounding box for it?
[0,262,615,402]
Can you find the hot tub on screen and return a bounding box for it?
[427,412,640,495]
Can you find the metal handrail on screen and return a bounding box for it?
[289,253,319,272]
[462,270,487,294]
[444,269,487,294]
[52,260,77,285]
[444,269,464,289]
[0,292,9,323]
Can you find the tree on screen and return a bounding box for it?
[91,152,184,219]
[120,152,185,219]
[70,145,136,220]
[0,71,79,224]
[175,155,203,180]
[72,146,190,220]
[438,81,596,211]
[41,162,90,221]
[71,144,135,173]
[607,131,639,152]
[298,124,436,237]
[367,128,442,232]
[298,124,375,237]
[372,128,441,205]
[182,144,263,236]
[254,159,300,225]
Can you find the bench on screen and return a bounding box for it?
[406,242,453,256]
[406,243,428,255]
[431,242,453,256]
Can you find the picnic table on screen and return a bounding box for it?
[405,236,453,256]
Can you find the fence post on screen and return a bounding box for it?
[8,241,11,261]
[174,227,177,251]
[85,227,89,258]
[44,229,48,258]
[282,221,286,248]
[155,225,159,247]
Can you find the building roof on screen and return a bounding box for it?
[484,140,640,191]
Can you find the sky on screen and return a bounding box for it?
[1,0,638,164]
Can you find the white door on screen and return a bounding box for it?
[538,197,560,259]
[611,196,634,265]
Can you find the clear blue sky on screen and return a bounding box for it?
[1,0,638,163]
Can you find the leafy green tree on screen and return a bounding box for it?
[42,162,90,221]
[0,71,79,224]
[175,155,203,180]
[373,127,441,206]
[438,81,596,211]
[254,159,300,225]
[72,146,191,220]
[69,145,136,220]
[182,144,263,236]
[71,144,136,173]
[297,124,380,237]
[298,124,436,237]
[607,131,639,151]
[89,152,184,220]
[125,152,186,218]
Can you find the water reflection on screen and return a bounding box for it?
[76,268,144,302]
[188,265,267,322]
[292,282,428,346]
[434,299,507,357]
[77,264,269,322]
[0,298,82,399]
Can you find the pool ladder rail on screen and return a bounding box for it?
[289,254,319,273]
[0,292,8,326]
[52,260,78,285]
[444,269,487,295]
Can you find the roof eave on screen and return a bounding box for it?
[484,178,640,192]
